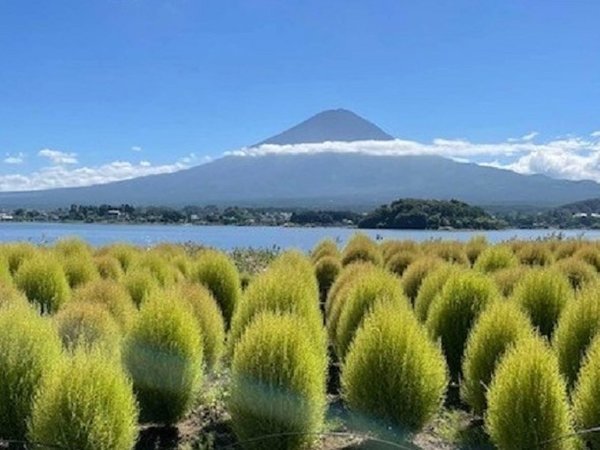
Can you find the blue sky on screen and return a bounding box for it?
[1,0,600,190]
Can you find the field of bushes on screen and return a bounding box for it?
[3,235,600,449]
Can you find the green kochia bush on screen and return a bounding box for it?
[572,336,600,449]
[512,268,572,338]
[310,238,339,263]
[123,268,159,307]
[553,285,600,389]
[229,312,327,450]
[386,250,417,277]
[94,255,125,281]
[341,233,383,267]
[15,252,70,314]
[314,255,341,302]
[1,242,36,275]
[0,304,63,440]
[342,302,447,433]
[325,262,374,321]
[485,336,576,450]
[555,257,597,291]
[465,235,488,266]
[517,243,554,266]
[0,281,29,309]
[98,243,140,272]
[334,267,410,360]
[473,246,518,273]
[461,301,533,415]
[123,294,203,424]
[414,264,457,322]
[492,266,529,297]
[60,252,99,289]
[426,270,498,379]
[29,349,139,450]
[192,249,241,327]
[401,257,443,302]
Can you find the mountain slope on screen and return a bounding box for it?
[255,109,394,145]
[2,152,600,209]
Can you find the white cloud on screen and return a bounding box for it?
[131,146,142,152]
[38,149,78,165]
[521,131,539,141]
[591,131,600,138]
[140,160,151,167]
[4,152,25,165]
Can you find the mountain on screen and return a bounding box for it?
[255,109,394,145]
[2,109,600,209]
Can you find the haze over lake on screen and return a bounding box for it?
[0,222,596,250]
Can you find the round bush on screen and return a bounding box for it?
[414,264,457,322]
[192,249,241,327]
[168,283,226,371]
[402,257,443,302]
[53,237,92,258]
[465,235,488,266]
[97,243,140,272]
[554,240,583,261]
[72,279,136,331]
[230,264,324,353]
[325,261,374,320]
[15,252,70,314]
[311,238,339,263]
[123,294,203,424]
[572,336,600,449]
[433,242,469,266]
[492,266,530,297]
[426,270,499,379]
[29,349,138,450]
[461,301,533,415]
[342,302,447,433]
[54,302,122,358]
[553,285,600,389]
[60,252,99,289]
[1,242,36,275]
[94,254,125,281]
[341,233,383,267]
[271,250,319,299]
[0,304,63,439]
[386,250,417,277]
[137,251,180,286]
[485,336,576,450]
[473,246,518,273]
[123,268,159,307]
[0,281,29,309]
[575,246,600,272]
[334,267,410,360]
[512,268,572,338]
[314,255,341,302]
[554,257,597,291]
[229,312,327,450]
[517,243,553,266]
[381,240,420,266]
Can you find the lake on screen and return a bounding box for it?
[0,222,598,250]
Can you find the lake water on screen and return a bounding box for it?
[0,222,598,250]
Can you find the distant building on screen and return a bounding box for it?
[573,213,588,218]
[0,213,13,221]
[107,209,121,218]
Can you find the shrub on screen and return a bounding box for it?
[334,267,411,360]
[1,242,36,275]
[512,268,572,338]
[572,336,600,449]
[15,252,70,313]
[554,240,583,261]
[342,302,447,433]
[314,255,341,302]
[270,250,319,300]
[168,283,226,371]
[575,246,600,272]
[492,266,529,297]
[53,237,92,257]
[71,279,136,331]
[311,238,339,263]
[0,304,63,439]
[402,257,443,302]
[230,264,324,353]
[461,301,533,415]
[54,302,122,358]
[553,285,600,389]
[137,251,180,286]
[386,250,417,276]
[473,246,518,273]
[192,249,241,327]
[123,294,203,424]
[485,336,576,450]
[465,235,488,266]
[426,270,498,379]
[325,261,374,320]
[0,281,29,309]
[341,233,383,267]
[414,264,458,322]
[0,256,11,285]
[433,242,469,266]
[29,349,138,450]
[98,243,139,272]
[517,243,553,266]
[229,312,327,450]
[381,240,420,265]
[60,252,99,289]
[123,268,158,307]
[94,254,125,281]
[554,257,597,291]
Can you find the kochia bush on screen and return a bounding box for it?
[512,268,572,338]
[15,252,70,314]
[123,268,159,307]
[461,301,533,414]
[0,304,63,440]
[414,264,457,322]
[401,257,443,302]
[572,336,600,449]
[342,302,447,433]
[386,251,417,277]
[123,294,203,424]
[310,238,339,263]
[517,243,553,266]
[554,257,597,291]
[229,312,327,450]
[94,255,125,281]
[28,349,139,450]
[485,336,577,450]
[553,285,600,389]
[341,233,383,267]
[60,252,99,289]
[314,255,341,302]
[426,270,498,379]
[473,246,518,273]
